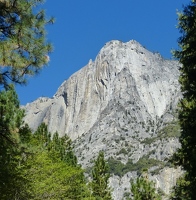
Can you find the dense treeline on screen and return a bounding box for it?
[0,86,113,199]
[0,86,86,199]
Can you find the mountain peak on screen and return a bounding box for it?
[23,40,182,199]
[24,40,180,139]
[99,39,147,57]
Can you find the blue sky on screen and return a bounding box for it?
[16,0,190,105]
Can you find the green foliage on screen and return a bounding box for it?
[174,1,196,97]
[0,85,29,199]
[22,123,90,199]
[24,151,88,200]
[117,148,128,155]
[172,0,196,198]
[91,151,112,200]
[0,87,91,199]
[33,124,78,166]
[158,121,181,139]
[107,157,125,177]
[131,175,161,200]
[124,191,131,200]
[0,85,24,138]
[0,0,54,87]
[108,156,163,177]
[142,120,181,145]
[170,174,191,200]
[32,122,51,146]
[51,132,78,166]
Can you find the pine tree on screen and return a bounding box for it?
[131,175,161,200]
[49,132,78,166]
[0,85,30,199]
[170,175,190,200]
[33,122,51,147]
[91,151,112,200]
[25,150,89,200]
[171,0,196,198]
[23,124,91,199]
[59,134,78,166]
[33,124,78,166]
[0,0,54,87]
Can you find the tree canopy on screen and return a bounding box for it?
[24,125,89,200]
[131,175,161,200]
[172,0,196,199]
[0,0,54,87]
[0,86,92,199]
[91,151,112,200]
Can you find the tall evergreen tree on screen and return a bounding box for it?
[58,133,78,166]
[0,0,54,87]
[171,0,196,199]
[170,175,190,200]
[91,151,112,200]
[33,124,78,166]
[0,85,29,199]
[131,175,161,200]
[33,122,51,146]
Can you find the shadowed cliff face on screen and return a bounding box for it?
[23,40,182,199]
[24,40,180,140]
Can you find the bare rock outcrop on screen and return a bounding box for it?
[24,40,180,138]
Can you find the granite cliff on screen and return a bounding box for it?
[24,40,182,199]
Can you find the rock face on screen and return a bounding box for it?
[24,40,182,199]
